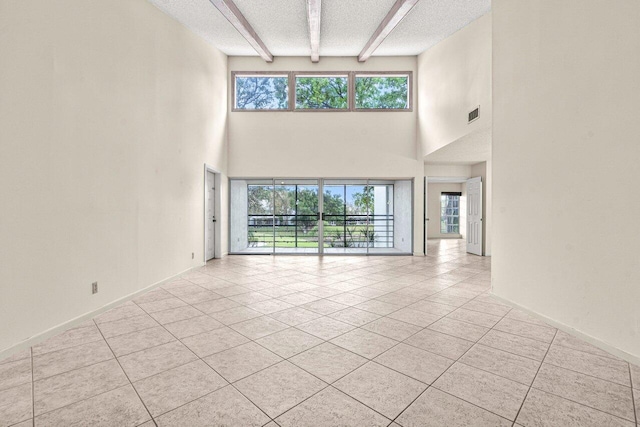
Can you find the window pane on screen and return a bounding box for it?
[295,76,348,109]
[440,194,460,234]
[355,75,409,109]
[235,76,288,110]
[248,185,274,215]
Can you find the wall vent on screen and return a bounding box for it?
[468,106,480,123]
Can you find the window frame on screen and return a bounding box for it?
[353,72,413,112]
[231,71,292,112]
[293,72,351,112]
[231,71,412,112]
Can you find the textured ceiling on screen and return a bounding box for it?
[148,0,490,57]
[377,0,491,56]
[424,127,491,165]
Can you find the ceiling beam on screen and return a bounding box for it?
[358,0,420,62]
[306,0,322,63]
[209,0,273,62]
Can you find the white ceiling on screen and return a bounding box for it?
[424,127,491,165]
[147,0,491,58]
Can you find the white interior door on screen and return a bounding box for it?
[206,171,215,260]
[466,177,483,256]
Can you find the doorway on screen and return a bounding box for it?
[204,166,220,261]
[466,176,483,256]
[229,178,412,255]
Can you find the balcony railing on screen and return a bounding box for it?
[247,214,394,249]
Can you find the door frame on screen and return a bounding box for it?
[204,164,221,262]
[466,176,483,256]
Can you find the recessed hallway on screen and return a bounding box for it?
[1,240,637,426]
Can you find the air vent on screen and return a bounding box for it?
[468,106,480,123]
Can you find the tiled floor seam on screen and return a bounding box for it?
[30,347,34,427]
[97,323,160,340]
[270,383,392,426]
[31,352,118,383]
[481,326,552,346]
[526,384,636,424]
[31,382,136,422]
[138,307,280,425]
[631,364,639,425]
[26,252,500,422]
[31,335,104,358]
[541,360,633,388]
[511,329,557,424]
[92,318,155,425]
[552,341,625,362]
[388,295,516,425]
[401,293,516,422]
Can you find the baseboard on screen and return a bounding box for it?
[413,252,425,257]
[490,293,640,366]
[0,263,205,361]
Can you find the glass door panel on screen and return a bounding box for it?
[246,180,275,253]
[274,179,319,254]
[368,181,394,253]
[322,180,369,254]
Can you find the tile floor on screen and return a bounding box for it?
[1,239,638,426]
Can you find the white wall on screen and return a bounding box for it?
[417,13,492,157]
[227,56,424,254]
[0,0,228,354]
[493,0,640,360]
[424,164,472,179]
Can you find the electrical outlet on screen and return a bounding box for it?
[92,282,98,294]
[192,252,194,259]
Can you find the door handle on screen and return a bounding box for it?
[212,217,216,222]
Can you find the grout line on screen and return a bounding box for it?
[389,293,516,424]
[31,382,140,421]
[630,364,638,426]
[131,302,278,424]
[31,347,34,427]
[526,384,636,424]
[512,328,557,424]
[539,359,633,389]
[93,318,155,425]
[20,249,634,427]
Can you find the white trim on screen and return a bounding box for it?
[0,264,204,361]
[490,293,640,366]
[204,164,221,262]
[427,176,469,184]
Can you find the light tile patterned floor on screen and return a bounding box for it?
[1,240,638,426]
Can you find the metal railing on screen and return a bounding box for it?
[247,214,394,249]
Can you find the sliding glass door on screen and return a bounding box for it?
[230,178,412,255]
[322,180,397,254]
[323,180,369,254]
[231,179,320,254]
[273,180,319,254]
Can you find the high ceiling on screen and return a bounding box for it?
[424,127,492,165]
[148,0,490,58]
